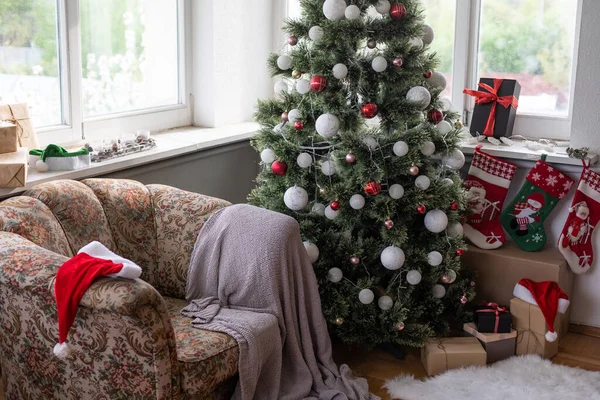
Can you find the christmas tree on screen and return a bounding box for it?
[249,0,476,348]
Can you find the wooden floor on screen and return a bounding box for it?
[1,332,598,400]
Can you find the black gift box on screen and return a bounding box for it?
[474,304,512,334]
[468,78,520,138]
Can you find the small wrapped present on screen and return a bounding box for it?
[0,149,28,188]
[510,297,561,359]
[474,302,512,333]
[464,78,520,138]
[0,103,40,150]
[464,323,516,363]
[0,121,18,155]
[421,337,487,376]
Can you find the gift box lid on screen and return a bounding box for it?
[464,323,517,343]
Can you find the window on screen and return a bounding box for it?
[286,0,581,140]
[0,0,190,145]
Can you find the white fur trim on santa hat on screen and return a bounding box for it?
[545,331,558,342]
[78,241,142,279]
[512,283,570,314]
[54,342,71,359]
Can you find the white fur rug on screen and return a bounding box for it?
[385,355,600,400]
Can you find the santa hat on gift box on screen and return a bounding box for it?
[512,279,570,342]
[54,241,142,359]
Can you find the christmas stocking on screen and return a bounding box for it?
[558,166,600,274]
[463,146,517,249]
[500,155,574,252]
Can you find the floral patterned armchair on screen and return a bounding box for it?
[0,179,238,399]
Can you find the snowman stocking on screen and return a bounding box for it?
[463,146,517,249]
[500,155,574,252]
[558,166,600,274]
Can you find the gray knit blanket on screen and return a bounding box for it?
[182,204,378,400]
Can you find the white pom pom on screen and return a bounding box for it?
[545,331,558,342]
[35,160,50,172]
[54,342,71,359]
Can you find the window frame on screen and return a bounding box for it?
[33,0,192,146]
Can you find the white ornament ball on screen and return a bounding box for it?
[393,141,409,157]
[296,79,311,94]
[446,221,464,238]
[283,186,309,211]
[389,184,405,200]
[406,86,431,110]
[273,123,284,133]
[359,288,375,305]
[447,270,457,283]
[409,37,424,49]
[325,205,340,220]
[309,26,324,42]
[375,0,391,14]
[321,160,336,176]
[415,175,431,190]
[323,0,347,21]
[437,120,453,135]
[274,80,288,95]
[422,24,435,45]
[378,295,394,311]
[428,72,447,90]
[424,209,449,233]
[345,4,361,20]
[432,284,446,299]
[277,55,293,70]
[297,153,313,168]
[380,246,405,270]
[443,149,466,170]
[428,251,443,267]
[35,160,49,172]
[328,267,343,283]
[349,194,366,210]
[420,141,436,156]
[288,109,301,123]
[312,203,326,216]
[303,241,320,263]
[440,98,453,112]
[316,113,340,138]
[333,63,348,79]
[406,270,422,285]
[372,56,388,72]
[260,148,276,164]
[441,177,454,187]
[363,136,379,150]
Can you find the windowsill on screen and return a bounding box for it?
[0,122,260,199]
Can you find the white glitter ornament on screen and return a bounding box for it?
[447,270,457,283]
[422,24,435,45]
[442,149,466,170]
[441,177,454,187]
[296,79,311,94]
[415,175,431,190]
[409,37,423,49]
[284,186,308,211]
[406,270,422,285]
[372,56,388,72]
[323,0,347,21]
[393,141,409,157]
[380,246,405,270]
[359,288,375,304]
[389,184,405,199]
[428,72,447,90]
[420,141,436,156]
[406,86,431,110]
[333,63,348,79]
[349,194,366,210]
[437,120,453,135]
[428,251,443,266]
[277,55,292,70]
[274,80,288,95]
[375,0,391,14]
[287,109,302,123]
[424,209,449,233]
[345,4,361,20]
[312,203,326,216]
[363,136,379,150]
[432,284,446,298]
[316,114,340,138]
[303,241,320,263]
[440,98,453,112]
[296,153,313,168]
[328,267,343,283]
[378,295,394,311]
[325,205,340,220]
[260,149,276,164]
[446,221,464,238]
[321,160,336,176]
[309,26,324,42]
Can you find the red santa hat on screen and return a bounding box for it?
[54,241,142,359]
[512,279,570,342]
[526,192,545,210]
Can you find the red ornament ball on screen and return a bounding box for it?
[294,121,304,131]
[389,3,406,20]
[384,219,394,230]
[456,248,465,256]
[450,201,459,211]
[460,295,468,305]
[408,165,420,176]
[350,256,360,265]
[417,205,427,214]
[393,57,403,67]
[281,112,289,122]
[361,103,378,119]
[310,75,328,92]
[364,181,382,196]
[330,201,341,211]
[345,152,357,164]
[427,109,444,124]
[395,321,405,331]
[271,160,288,176]
[288,35,298,46]
[423,71,432,79]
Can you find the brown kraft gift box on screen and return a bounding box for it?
[0,149,28,188]
[462,241,573,341]
[421,337,487,376]
[463,323,516,363]
[0,122,18,154]
[0,103,40,150]
[510,297,561,359]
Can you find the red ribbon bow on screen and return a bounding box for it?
[476,302,507,333]
[463,79,519,137]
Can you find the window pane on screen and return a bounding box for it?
[0,0,62,127]
[288,0,302,19]
[420,0,456,100]
[81,0,179,118]
[478,0,577,116]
